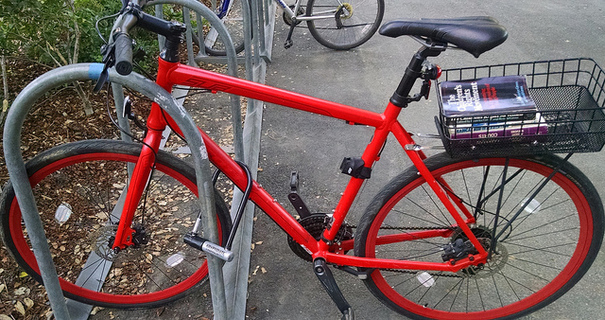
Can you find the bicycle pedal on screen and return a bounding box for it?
[341,307,354,320]
[284,40,293,49]
[288,171,312,218]
[184,233,234,262]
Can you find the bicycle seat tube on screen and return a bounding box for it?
[318,45,446,247]
[388,43,490,260]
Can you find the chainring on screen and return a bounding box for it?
[283,5,305,26]
[287,213,353,261]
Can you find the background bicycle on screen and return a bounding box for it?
[199,0,384,55]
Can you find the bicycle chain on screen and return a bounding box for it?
[347,224,454,231]
[345,224,462,278]
[380,268,464,278]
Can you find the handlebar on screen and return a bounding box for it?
[114,32,133,75]
[104,1,186,76]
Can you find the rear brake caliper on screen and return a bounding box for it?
[441,238,478,262]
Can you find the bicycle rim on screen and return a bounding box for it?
[1,140,231,308]
[355,154,603,319]
[306,0,384,50]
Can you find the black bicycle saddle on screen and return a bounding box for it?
[379,16,508,58]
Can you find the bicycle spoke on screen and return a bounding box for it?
[507,256,567,271]
[357,154,602,318]
[474,277,485,311]
[420,185,452,225]
[503,261,551,285]
[489,270,504,308]
[508,212,577,241]
[509,225,579,243]
[3,141,230,307]
[507,240,577,257]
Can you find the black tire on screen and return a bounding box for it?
[0,140,232,308]
[202,0,247,56]
[354,153,604,319]
[306,0,384,50]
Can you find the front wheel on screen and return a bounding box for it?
[0,140,232,308]
[354,153,604,319]
[306,0,384,50]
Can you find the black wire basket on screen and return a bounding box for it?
[436,58,605,158]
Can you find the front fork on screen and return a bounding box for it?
[111,125,165,250]
[111,60,176,250]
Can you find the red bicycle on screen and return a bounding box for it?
[2,3,605,319]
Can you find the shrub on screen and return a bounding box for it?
[0,0,131,66]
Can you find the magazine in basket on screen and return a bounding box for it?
[439,75,537,124]
[439,75,547,139]
[448,113,548,139]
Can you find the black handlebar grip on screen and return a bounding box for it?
[114,32,133,76]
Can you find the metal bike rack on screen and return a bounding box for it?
[3,0,274,319]
[150,1,275,319]
[3,3,245,320]
[3,64,222,319]
[194,0,275,65]
[211,0,274,318]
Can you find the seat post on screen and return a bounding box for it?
[390,45,445,108]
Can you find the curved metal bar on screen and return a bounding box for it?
[3,63,225,319]
[147,0,244,163]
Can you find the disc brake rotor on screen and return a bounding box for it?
[89,225,143,261]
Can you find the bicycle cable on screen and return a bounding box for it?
[160,109,188,143]
[105,85,154,154]
[104,83,160,230]
[95,12,122,45]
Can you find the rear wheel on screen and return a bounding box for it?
[0,140,232,308]
[354,153,604,319]
[306,0,384,50]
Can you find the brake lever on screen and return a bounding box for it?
[93,42,116,93]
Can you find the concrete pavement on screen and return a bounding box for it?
[91,1,605,319]
[246,0,605,319]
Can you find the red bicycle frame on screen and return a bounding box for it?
[111,56,489,272]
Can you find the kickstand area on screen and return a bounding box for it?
[313,258,355,320]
